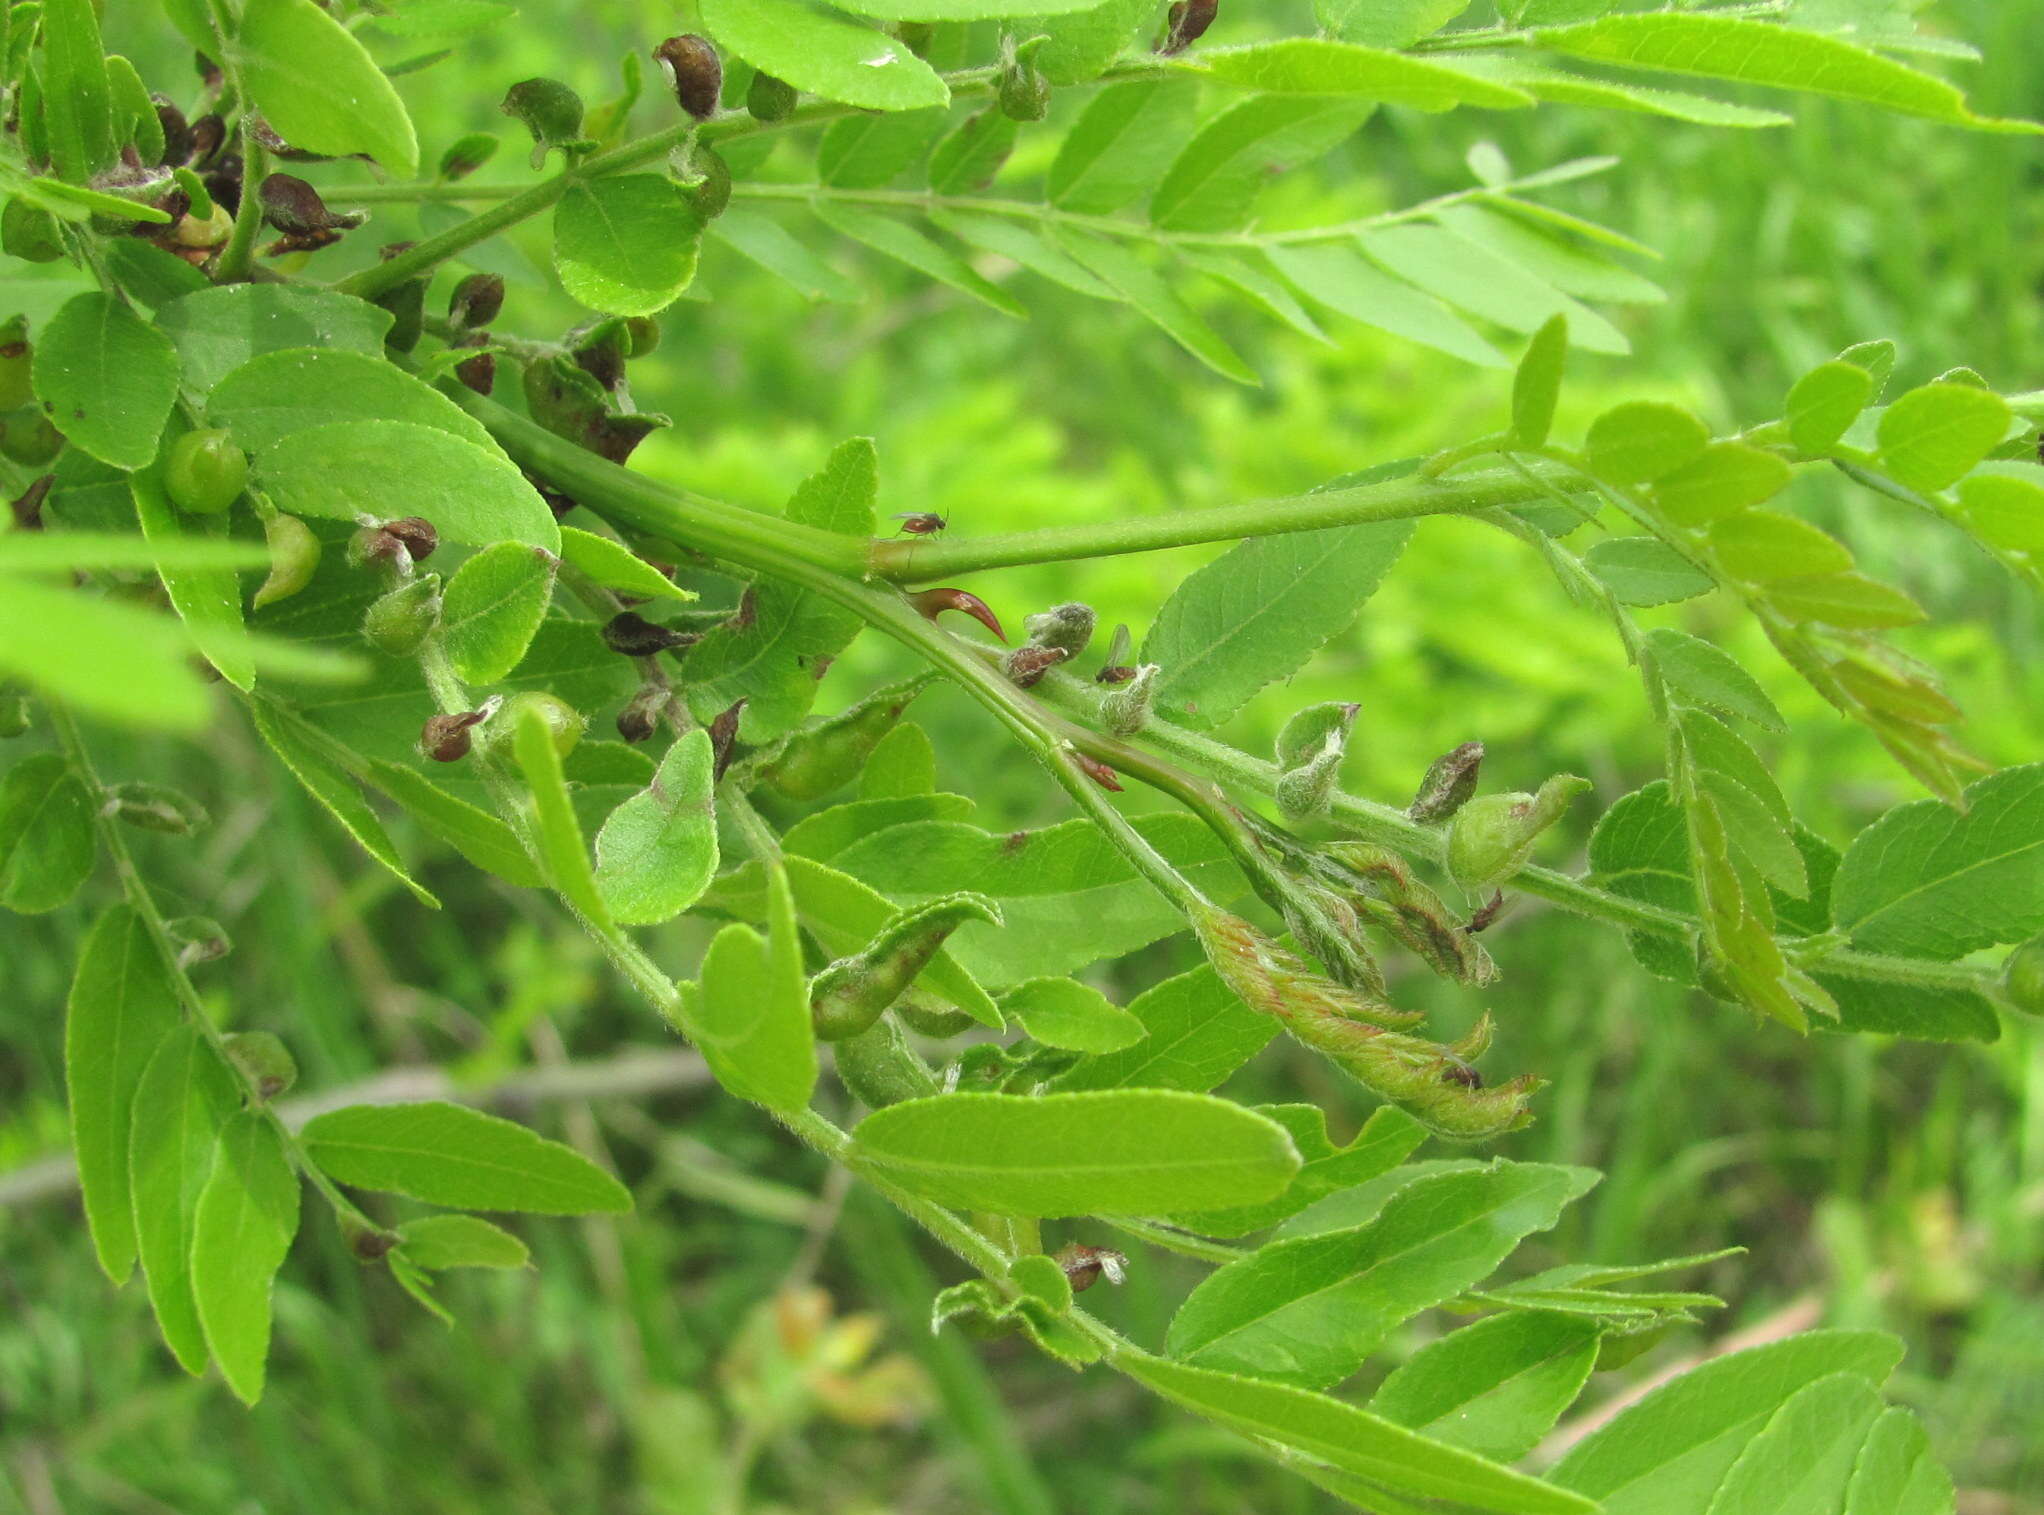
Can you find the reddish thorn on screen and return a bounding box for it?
[910,587,1005,643]
[1074,751,1123,792]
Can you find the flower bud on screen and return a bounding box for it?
[448,272,505,331]
[346,1220,400,1262]
[438,132,500,181]
[1022,601,1094,657]
[453,342,496,396]
[2,201,65,263]
[253,513,324,609]
[748,71,798,122]
[833,1015,941,1109]
[810,893,1002,1040]
[1004,644,1068,688]
[362,573,443,657]
[602,610,696,658]
[488,691,583,761]
[419,708,488,762]
[1054,1243,1127,1293]
[165,914,231,966]
[1409,740,1484,824]
[383,516,439,563]
[1101,663,1157,736]
[615,684,670,743]
[501,77,587,168]
[165,428,247,515]
[258,173,362,238]
[9,473,50,532]
[105,782,209,836]
[222,1031,297,1101]
[1160,0,1219,53]
[0,411,62,467]
[708,698,745,779]
[2002,937,2044,1017]
[655,35,723,120]
[1273,701,1358,822]
[998,56,1051,122]
[909,587,1005,642]
[763,672,935,801]
[1446,774,1590,890]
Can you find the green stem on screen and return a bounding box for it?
[867,459,1592,581]
[213,131,270,285]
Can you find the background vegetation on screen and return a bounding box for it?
[3,1,2041,1510]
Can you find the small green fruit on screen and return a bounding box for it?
[498,690,585,760]
[362,574,443,657]
[165,428,248,515]
[2002,937,2044,1016]
[0,410,63,467]
[252,513,322,609]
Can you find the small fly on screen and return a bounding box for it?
[891,511,948,537]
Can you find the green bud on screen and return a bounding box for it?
[165,914,231,965]
[501,77,587,168]
[489,691,584,761]
[2002,937,2044,1016]
[809,893,1002,1040]
[1022,601,1095,657]
[1,410,64,467]
[680,144,731,220]
[1274,701,1358,822]
[747,71,797,122]
[252,513,322,609]
[1446,774,1590,890]
[997,57,1050,122]
[762,672,936,801]
[0,694,30,738]
[1,201,65,263]
[1278,880,1389,1002]
[223,1031,298,1101]
[1322,842,1498,987]
[833,1015,941,1109]
[448,272,505,331]
[0,317,32,412]
[1100,663,1157,737]
[1408,740,1484,824]
[625,316,662,358]
[362,572,443,657]
[164,428,248,515]
[106,781,209,836]
[438,131,500,181]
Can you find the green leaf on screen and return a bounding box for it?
[1165,1162,1598,1388]
[1644,628,1786,730]
[1956,467,2044,553]
[1,750,95,914]
[1550,1331,1904,1514]
[1149,96,1373,234]
[926,108,1018,196]
[859,721,937,799]
[690,908,819,1114]
[1182,249,1333,345]
[234,0,420,176]
[833,0,1102,14]
[129,1026,242,1375]
[1370,1311,1602,1464]
[64,905,181,1282]
[1053,965,1276,1094]
[1192,40,1531,110]
[249,700,439,907]
[1360,226,1627,353]
[593,728,718,925]
[811,201,1023,316]
[1035,0,1156,85]
[512,697,609,924]
[1318,0,1476,49]
[852,1089,1300,1216]
[1832,763,2044,959]
[0,573,215,732]
[362,758,542,887]
[683,438,875,739]
[710,209,862,302]
[1054,231,1257,385]
[1763,571,1924,630]
[30,292,179,470]
[394,1214,530,1270]
[441,542,556,686]
[1267,242,1506,368]
[554,176,704,317]
[932,208,1117,299]
[1708,510,1853,582]
[190,1113,300,1404]
[1536,14,2041,132]
[1652,441,1792,525]
[556,526,696,602]
[1584,537,1711,607]
[1000,977,1147,1053]
[1511,313,1568,447]
[1118,1350,1598,1514]
[1785,360,1875,455]
[131,457,253,691]
[1448,55,1793,127]
[817,108,945,189]
[40,0,114,183]
[207,348,495,454]
[1875,382,2012,493]
[1181,1103,1427,1238]
[699,0,948,110]
[1583,401,1709,483]
[157,285,395,395]
[1143,520,1411,730]
[0,532,261,576]
[257,420,560,552]
[1705,1372,1886,1515]
[301,1100,631,1213]
[1050,80,1198,215]
[1843,1409,1955,1515]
